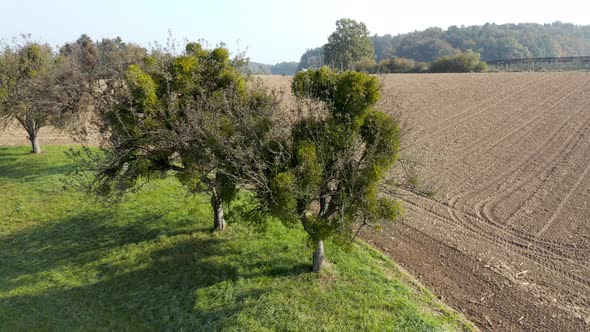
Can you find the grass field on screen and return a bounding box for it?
[0,146,473,331]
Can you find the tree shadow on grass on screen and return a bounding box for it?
[0,209,207,289]
[0,209,310,330]
[0,153,75,181]
[0,146,32,156]
[0,237,240,330]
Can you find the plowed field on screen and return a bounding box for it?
[263,73,590,331]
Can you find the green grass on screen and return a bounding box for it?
[0,146,474,331]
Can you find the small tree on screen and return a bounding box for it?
[75,43,278,231]
[0,40,87,153]
[252,68,403,272]
[353,56,378,73]
[324,18,375,71]
[377,57,417,73]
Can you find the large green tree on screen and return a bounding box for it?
[250,68,403,272]
[77,43,277,231]
[324,19,375,71]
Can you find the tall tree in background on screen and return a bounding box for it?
[324,19,375,71]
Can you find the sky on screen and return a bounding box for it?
[0,0,589,64]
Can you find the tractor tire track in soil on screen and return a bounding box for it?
[371,73,590,331]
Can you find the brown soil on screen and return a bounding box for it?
[263,73,590,331]
[2,72,589,331]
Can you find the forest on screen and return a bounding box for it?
[291,22,590,73]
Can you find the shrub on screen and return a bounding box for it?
[377,57,416,73]
[429,50,488,73]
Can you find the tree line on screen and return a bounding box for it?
[244,61,299,75]
[296,20,590,73]
[0,35,404,273]
[298,19,488,73]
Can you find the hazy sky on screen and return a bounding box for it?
[0,0,588,64]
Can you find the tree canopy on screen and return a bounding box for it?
[0,40,87,153]
[430,50,488,73]
[371,22,590,62]
[297,21,590,72]
[249,68,403,272]
[324,19,375,70]
[77,42,279,231]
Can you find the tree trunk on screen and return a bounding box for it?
[312,239,325,272]
[211,190,226,231]
[29,132,41,154]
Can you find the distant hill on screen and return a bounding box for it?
[371,22,590,62]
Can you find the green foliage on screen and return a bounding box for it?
[269,171,298,223]
[125,64,157,112]
[333,71,380,120]
[265,68,402,249]
[0,40,69,154]
[18,44,47,77]
[377,57,426,73]
[82,43,281,231]
[245,61,299,76]
[92,43,248,197]
[430,50,488,73]
[291,66,338,100]
[324,18,375,70]
[0,146,473,332]
[353,56,377,72]
[396,37,458,63]
[370,22,590,62]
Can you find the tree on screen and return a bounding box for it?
[396,38,458,62]
[297,47,324,72]
[371,34,397,61]
[75,43,278,231]
[377,57,419,73]
[0,39,88,154]
[324,19,375,71]
[353,56,377,73]
[249,68,403,272]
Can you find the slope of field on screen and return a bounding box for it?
[263,73,590,331]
